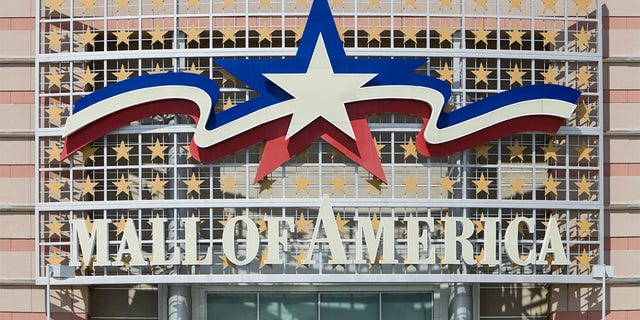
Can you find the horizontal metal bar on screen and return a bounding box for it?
[608,277,640,284]
[0,279,36,285]
[604,130,640,137]
[0,131,35,139]
[603,57,640,63]
[0,205,35,212]
[0,57,35,64]
[605,203,640,210]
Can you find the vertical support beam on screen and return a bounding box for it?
[449,283,473,320]
[168,285,192,320]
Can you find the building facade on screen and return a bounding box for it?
[0,0,638,319]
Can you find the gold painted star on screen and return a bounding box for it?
[509,175,526,196]
[366,254,383,269]
[113,214,127,236]
[575,249,593,271]
[78,66,97,88]
[222,97,235,110]
[258,0,271,8]
[84,215,94,232]
[151,0,164,11]
[115,0,129,11]
[113,27,133,46]
[541,29,559,46]
[257,248,272,269]
[542,0,558,13]
[46,251,65,266]
[113,174,132,196]
[507,27,525,46]
[330,255,347,270]
[365,24,383,43]
[367,176,383,192]
[475,0,488,11]
[218,213,233,227]
[295,213,313,234]
[541,140,561,161]
[331,174,348,193]
[472,63,492,86]
[47,0,64,14]
[371,213,380,232]
[46,216,64,238]
[576,101,593,124]
[401,174,419,193]
[509,0,523,11]
[46,101,65,124]
[113,65,133,82]
[293,174,312,193]
[403,0,417,9]
[181,145,192,160]
[183,24,202,45]
[575,140,593,162]
[46,67,63,89]
[183,173,204,195]
[46,28,65,50]
[474,144,492,160]
[544,253,554,269]
[540,65,559,84]
[472,173,493,195]
[542,174,561,196]
[574,26,591,48]
[573,0,590,15]
[368,0,381,8]
[401,25,420,44]
[335,213,349,234]
[400,137,418,159]
[474,248,485,268]
[219,174,239,193]
[473,213,485,235]
[147,138,168,161]
[336,25,347,43]
[440,0,452,9]
[292,248,309,269]
[223,0,236,8]
[148,27,167,45]
[331,0,344,8]
[187,0,200,9]
[220,25,237,43]
[575,66,593,88]
[437,176,456,194]
[256,214,268,234]
[46,178,64,199]
[256,24,275,43]
[112,140,133,161]
[508,213,525,235]
[471,26,491,45]
[149,174,168,196]
[436,62,455,84]
[507,139,527,161]
[46,142,63,163]
[576,216,594,237]
[219,255,237,270]
[185,62,203,75]
[373,137,386,159]
[79,144,98,162]
[296,0,309,8]
[435,24,455,44]
[79,27,98,47]
[257,177,276,194]
[574,175,593,197]
[507,64,527,86]
[292,27,305,43]
[78,175,98,197]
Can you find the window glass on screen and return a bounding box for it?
[259,294,318,320]
[382,293,433,320]
[319,293,379,320]
[207,293,257,320]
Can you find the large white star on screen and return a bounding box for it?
[264,35,377,140]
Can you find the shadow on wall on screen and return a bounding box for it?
[480,284,548,318]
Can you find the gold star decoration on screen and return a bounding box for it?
[149,174,168,195]
[435,24,455,44]
[295,213,313,234]
[256,24,275,43]
[46,178,64,199]
[507,27,525,46]
[256,214,268,234]
[542,0,558,13]
[181,145,193,160]
[368,0,381,8]
[401,25,419,44]
[113,65,133,82]
[219,174,239,194]
[507,139,527,161]
[474,144,492,160]
[330,255,347,270]
[541,140,561,161]
[436,62,455,84]
[220,25,237,43]
[364,24,383,43]
[400,137,418,159]
[542,174,561,196]
[371,213,380,232]
[183,173,205,195]
[292,27,305,43]
[185,62,203,75]
[295,0,309,8]
[115,0,129,11]
[113,214,127,236]
[46,101,65,124]
[79,144,98,162]
[574,26,591,48]
[331,174,348,193]
[112,140,133,161]
[47,0,65,14]
[257,248,272,269]
[472,63,492,86]
[258,0,271,9]
[113,27,133,46]
[574,175,593,197]
[219,255,237,270]
[223,0,236,8]
[78,66,98,88]
[46,251,65,266]
[472,173,493,195]
[218,213,233,227]
[576,101,593,124]
[471,26,491,45]
[335,213,349,233]
[366,254,383,269]
[373,137,386,159]
[508,213,525,235]
[573,0,590,15]
[222,97,235,110]
[336,25,347,43]
[473,213,485,235]
[293,174,312,193]
[147,138,167,161]
[46,28,65,50]
[292,248,309,269]
[84,215,94,232]
[113,174,132,196]
[437,175,456,194]
[475,0,488,11]
[151,0,164,11]
[401,174,419,193]
[576,216,594,237]
[187,0,200,9]
[575,66,593,88]
[507,64,527,86]
[78,174,99,197]
[46,142,63,163]
[46,67,64,89]
[79,27,98,47]
[440,0,452,9]
[575,140,593,162]
[331,0,344,8]
[474,248,485,268]
[46,216,64,238]
[575,249,593,271]
[148,27,167,45]
[257,176,276,194]
[367,176,384,192]
[541,29,559,46]
[541,65,560,84]
[508,175,525,196]
[509,0,523,11]
[183,24,202,45]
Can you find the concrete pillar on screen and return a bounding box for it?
[168,285,191,320]
[449,283,473,320]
